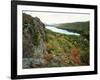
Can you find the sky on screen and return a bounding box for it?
[23,11,90,25]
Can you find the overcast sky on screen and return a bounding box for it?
[23,11,90,24]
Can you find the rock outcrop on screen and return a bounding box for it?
[23,13,47,68]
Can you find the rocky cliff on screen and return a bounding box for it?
[22,13,89,68]
[23,13,47,68]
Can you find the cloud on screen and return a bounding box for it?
[23,11,90,24]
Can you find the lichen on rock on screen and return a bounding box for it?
[23,13,47,68]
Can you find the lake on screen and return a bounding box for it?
[46,26,80,36]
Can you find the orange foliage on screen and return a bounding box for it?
[43,54,53,61]
[61,54,69,64]
[46,43,53,48]
[70,48,80,64]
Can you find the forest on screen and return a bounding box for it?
[23,13,89,68]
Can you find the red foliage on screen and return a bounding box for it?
[70,48,80,64]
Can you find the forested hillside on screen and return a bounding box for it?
[23,13,89,69]
[56,21,89,40]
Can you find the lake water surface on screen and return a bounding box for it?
[46,26,80,36]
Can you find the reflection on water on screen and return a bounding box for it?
[46,26,80,36]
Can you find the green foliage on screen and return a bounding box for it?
[56,21,90,40]
[23,13,90,67]
[45,28,89,66]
